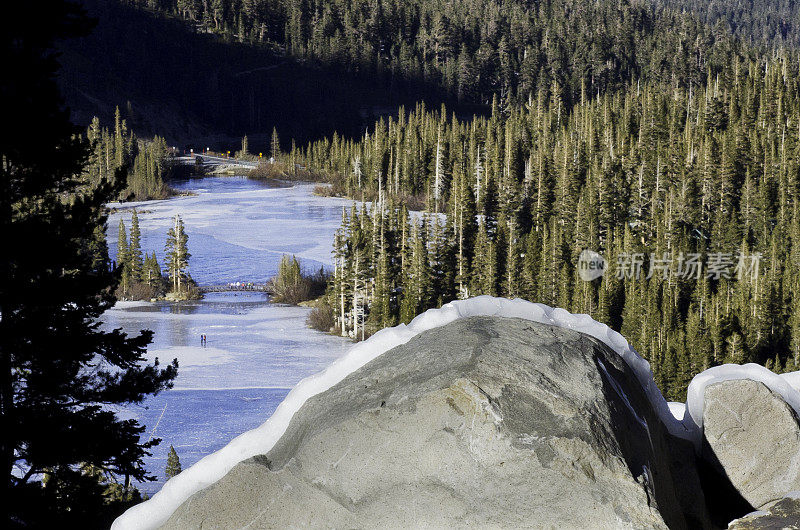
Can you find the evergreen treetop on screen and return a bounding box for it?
[165,445,182,479]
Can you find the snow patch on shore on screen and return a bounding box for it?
[112,296,800,529]
[112,300,154,309]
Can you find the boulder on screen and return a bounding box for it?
[165,316,710,529]
[702,379,800,509]
[728,493,800,529]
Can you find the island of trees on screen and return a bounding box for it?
[116,211,199,301]
[83,109,177,201]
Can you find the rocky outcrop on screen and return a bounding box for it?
[728,494,800,529]
[165,316,710,529]
[702,379,800,510]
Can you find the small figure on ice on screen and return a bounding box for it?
[200,334,207,346]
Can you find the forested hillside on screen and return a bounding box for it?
[302,53,800,401]
[64,0,800,148]
[58,0,472,148]
[65,0,800,399]
[124,0,767,111]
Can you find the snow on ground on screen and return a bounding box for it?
[145,345,233,367]
[104,177,357,495]
[667,402,687,421]
[102,296,350,391]
[103,293,351,495]
[108,176,446,285]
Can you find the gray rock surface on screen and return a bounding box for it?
[728,494,800,529]
[165,316,710,529]
[702,379,800,509]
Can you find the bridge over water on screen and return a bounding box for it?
[174,154,259,170]
[199,283,273,294]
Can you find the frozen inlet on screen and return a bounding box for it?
[112,295,800,529]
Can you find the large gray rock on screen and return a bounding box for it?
[165,317,710,529]
[702,379,800,509]
[728,494,800,529]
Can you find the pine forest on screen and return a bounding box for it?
[83,107,173,200]
[300,55,800,401]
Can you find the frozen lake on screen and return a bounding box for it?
[103,176,353,495]
[107,176,354,283]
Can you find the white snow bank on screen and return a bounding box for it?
[780,370,800,392]
[111,300,154,309]
[112,296,800,529]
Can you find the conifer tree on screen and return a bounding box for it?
[332,212,349,336]
[117,219,130,296]
[164,214,190,294]
[472,220,497,296]
[271,127,280,161]
[117,219,129,270]
[145,253,163,287]
[114,106,126,168]
[400,220,431,323]
[129,209,143,281]
[165,445,182,479]
[369,215,394,330]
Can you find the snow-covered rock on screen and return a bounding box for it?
[113,297,689,530]
[112,296,800,529]
[162,316,711,529]
[685,364,800,440]
[702,379,800,510]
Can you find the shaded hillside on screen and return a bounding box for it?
[118,0,759,112]
[58,0,798,150]
[56,0,473,150]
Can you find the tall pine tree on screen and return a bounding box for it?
[164,214,190,294]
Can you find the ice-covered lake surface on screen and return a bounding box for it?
[102,176,352,495]
[107,176,354,283]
